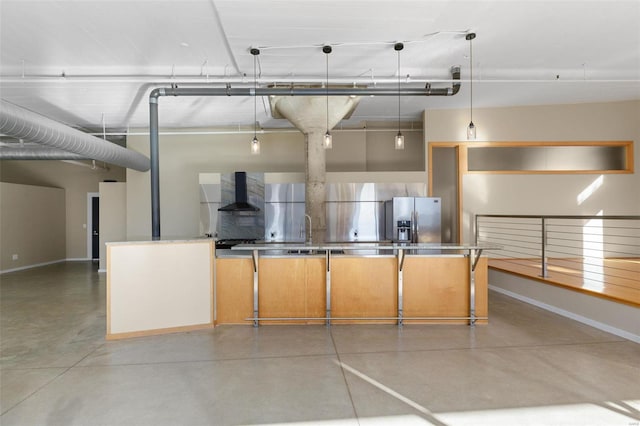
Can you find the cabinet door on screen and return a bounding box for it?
[330,257,397,323]
[215,258,253,325]
[258,257,325,324]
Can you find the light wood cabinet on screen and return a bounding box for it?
[215,257,326,325]
[215,253,488,326]
[258,257,325,324]
[330,257,397,324]
[403,256,488,324]
[215,258,254,325]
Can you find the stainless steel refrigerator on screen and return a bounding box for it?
[384,197,442,243]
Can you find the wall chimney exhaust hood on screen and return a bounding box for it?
[218,171,260,212]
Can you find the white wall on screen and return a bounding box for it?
[1,160,126,258]
[0,183,66,271]
[99,182,127,271]
[425,100,640,242]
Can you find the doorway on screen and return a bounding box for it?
[87,193,99,260]
[430,146,460,243]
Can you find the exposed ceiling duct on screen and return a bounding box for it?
[0,146,88,160]
[0,99,150,171]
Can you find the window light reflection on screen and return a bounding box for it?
[582,210,604,291]
[577,175,604,205]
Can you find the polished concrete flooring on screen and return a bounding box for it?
[1,262,639,425]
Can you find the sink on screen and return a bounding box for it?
[286,249,317,255]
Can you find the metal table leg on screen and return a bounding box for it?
[397,248,405,326]
[252,249,259,327]
[468,248,482,326]
[326,250,331,326]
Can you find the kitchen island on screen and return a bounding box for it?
[107,239,494,339]
[216,242,493,327]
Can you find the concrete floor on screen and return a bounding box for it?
[1,262,639,426]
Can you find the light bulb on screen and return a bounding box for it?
[395,132,405,150]
[250,136,260,155]
[467,121,476,140]
[324,131,333,149]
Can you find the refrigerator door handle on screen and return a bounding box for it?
[412,210,418,243]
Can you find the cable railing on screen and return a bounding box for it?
[475,214,640,305]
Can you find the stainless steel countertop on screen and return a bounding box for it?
[230,242,500,251]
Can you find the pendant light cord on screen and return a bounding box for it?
[322,45,333,148]
[323,45,332,133]
[394,42,403,135]
[469,37,473,123]
[253,54,257,139]
[466,33,476,124]
[397,48,401,133]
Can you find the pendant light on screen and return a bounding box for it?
[394,42,404,150]
[323,45,332,149]
[250,48,261,154]
[466,33,477,140]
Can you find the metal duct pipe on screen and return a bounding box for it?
[150,68,460,98]
[0,100,150,171]
[0,146,89,160]
[148,65,461,239]
[0,74,462,85]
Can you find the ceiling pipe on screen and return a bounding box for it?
[0,99,150,171]
[0,146,89,160]
[91,128,424,136]
[149,67,460,97]
[0,74,461,85]
[61,160,110,171]
[148,66,461,239]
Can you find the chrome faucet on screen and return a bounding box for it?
[304,214,312,243]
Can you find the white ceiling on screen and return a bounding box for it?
[1,0,639,134]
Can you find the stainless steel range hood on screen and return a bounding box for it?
[218,171,260,212]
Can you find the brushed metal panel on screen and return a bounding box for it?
[326,201,384,241]
[199,184,221,203]
[264,202,305,242]
[265,183,306,203]
[327,182,426,202]
[327,183,359,202]
[199,202,220,237]
[374,183,426,200]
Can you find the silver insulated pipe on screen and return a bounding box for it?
[0,146,88,160]
[0,100,150,171]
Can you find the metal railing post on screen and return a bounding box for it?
[540,217,548,278]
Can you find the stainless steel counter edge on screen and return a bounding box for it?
[230,243,501,251]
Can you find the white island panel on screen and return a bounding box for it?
[107,240,214,339]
